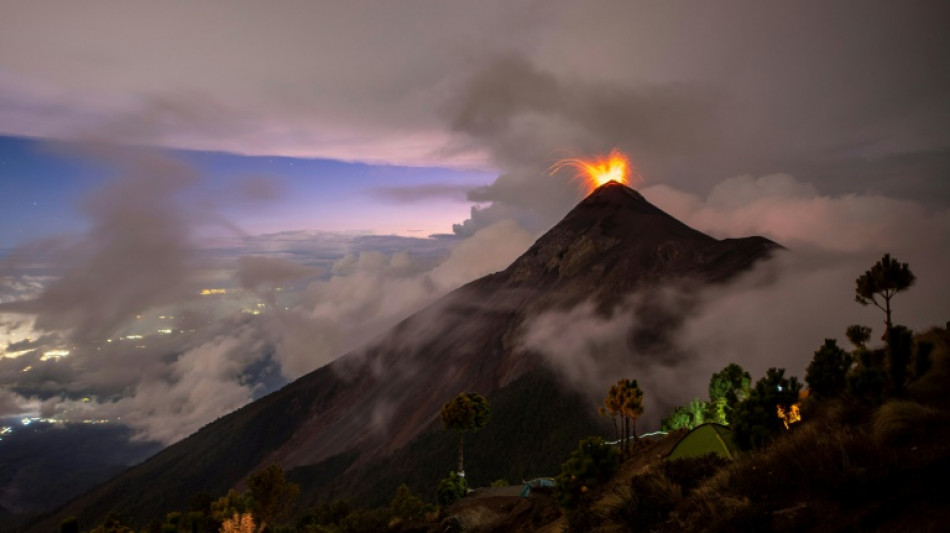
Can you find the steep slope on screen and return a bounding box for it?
[29,183,780,530]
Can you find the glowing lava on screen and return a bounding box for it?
[551,148,639,195]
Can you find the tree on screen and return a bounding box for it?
[599,378,643,458]
[707,363,751,424]
[436,471,469,506]
[440,392,490,477]
[246,464,299,531]
[855,254,915,332]
[845,324,872,349]
[661,399,706,431]
[211,489,252,523]
[731,368,802,450]
[389,483,426,521]
[555,436,620,511]
[805,339,852,399]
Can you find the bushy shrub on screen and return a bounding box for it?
[873,399,946,447]
[388,483,426,521]
[436,471,468,506]
[806,339,852,399]
[662,453,731,495]
[554,436,620,511]
[615,468,681,531]
[338,508,391,533]
[296,500,352,531]
[661,398,707,431]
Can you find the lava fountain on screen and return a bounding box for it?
[550,148,642,195]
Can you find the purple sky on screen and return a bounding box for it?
[1,1,949,444]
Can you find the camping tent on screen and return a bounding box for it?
[520,478,555,497]
[665,423,737,461]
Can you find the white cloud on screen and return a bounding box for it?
[267,219,534,379]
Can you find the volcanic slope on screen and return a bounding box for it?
[30,182,780,530]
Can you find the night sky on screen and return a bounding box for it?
[1,2,948,445]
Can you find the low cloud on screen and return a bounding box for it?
[265,219,534,379]
[642,174,950,254]
[371,184,474,204]
[235,255,323,291]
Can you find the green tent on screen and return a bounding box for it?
[665,423,737,461]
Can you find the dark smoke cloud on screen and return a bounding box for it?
[442,54,719,235]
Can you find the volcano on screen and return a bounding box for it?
[29,183,780,530]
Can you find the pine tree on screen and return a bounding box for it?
[855,254,915,332]
[440,392,490,477]
[600,378,643,458]
[805,339,852,399]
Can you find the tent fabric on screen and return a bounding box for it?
[665,423,737,461]
[520,478,555,497]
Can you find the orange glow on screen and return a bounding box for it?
[777,403,802,430]
[551,148,639,195]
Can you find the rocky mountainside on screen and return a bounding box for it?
[29,182,780,530]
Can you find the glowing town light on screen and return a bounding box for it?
[40,349,71,361]
[200,288,228,296]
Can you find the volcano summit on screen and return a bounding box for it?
[30,182,781,530]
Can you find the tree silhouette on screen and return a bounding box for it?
[855,254,915,332]
[845,324,872,349]
[440,392,490,477]
[805,339,852,399]
[732,368,802,450]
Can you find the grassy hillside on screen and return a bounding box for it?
[562,326,950,533]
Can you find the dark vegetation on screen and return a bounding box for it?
[50,255,950,532]
[661,363,751,431]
